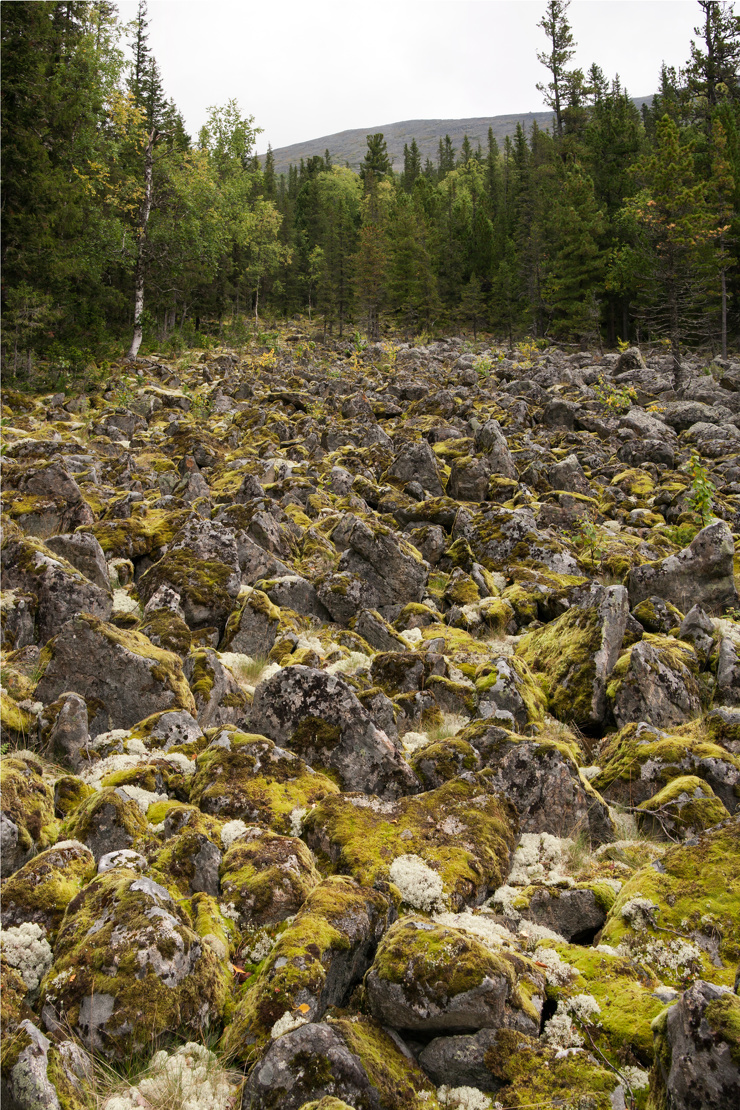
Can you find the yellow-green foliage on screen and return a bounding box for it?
[330,1016,439,1110]
[600,823,740,989]
[303,770,518,910]
[189,731,339,833]
[0,842,95,942]
[219,830,320,927]
[79,507,191,559]
[222,876,392,1063]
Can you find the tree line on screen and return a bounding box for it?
[2,0,740,374]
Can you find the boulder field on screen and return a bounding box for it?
[1,334,739,1110]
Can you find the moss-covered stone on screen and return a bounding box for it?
[0,840,96,941]
[39,868,230,1060]
[190,729,339,833]
[600,822,740,989]
[79,507,192,561]
[409,737,480,789]
[0,754,58,878]
[63,787,150,861]
[637,776,730,838]
[219,826,320,928]
[303,770,518,910]
[222,876,393,1062]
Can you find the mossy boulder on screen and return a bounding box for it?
[242,1017,438,1110]
[0,840,95,941]
[184,648,250,729]
[410,737,480,790]
[138,549,241,634]
[593,721,740,814]
[222,876,394,1062]
[219,825,320,929]
[600,822,740,989]
[34,614,196,737]
[365,916,544,1035]
[0,754,58,879]
[189,728,339,834]
[53,775,95,819]
[507,881,615,943]
[40,869,230,1060]
[631,596,684,635]
[220,586,282,656]
[606,635,703,730]
[63,787,150,861]
[0,690,38,750]
[648,980,740,1110]
[627,520,738,614]
[637,776,731,839]
[516,583,629,732]
[248,666,419,799]
[137,606,192,656]
[480,1027,627,1109]
[78,507,193,562]
[152,825,222,898]
[474,655,546,733]
[303,770,518,910]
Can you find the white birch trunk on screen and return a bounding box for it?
[126,128,158,360]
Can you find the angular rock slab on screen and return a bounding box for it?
[627,521,738,613]
[248,665,418,798]
[34,615,196,737]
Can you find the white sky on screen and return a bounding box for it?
[114,0,715,153]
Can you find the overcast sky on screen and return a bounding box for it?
[115,0,715,153]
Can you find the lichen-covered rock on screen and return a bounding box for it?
[460,725,614,844]
[600,822,740,989]
[44,531,111,593]
[40,869,230,1060]
[517,583,629,732]
[1,1019,93,1110]
[649,980,740,1110]
[1,755,58,879]
[607,636,702,730]
[455,505,580,576]
[242,1017,437,1110]
[474,655,546,733]
[506,882,614,943]
[409,737,480,790]
[223,876,394,1061]
[189,728,338,833]
[63,788,149,861]
[627,520,739,613]
[219,825,320,928]
[248,666,419,798]
[0,841,95,941]
[303,771,518,910]
[0,531,113,645]
[365,916,544,1035]
[34,615,196,737]
[220,587,282,656]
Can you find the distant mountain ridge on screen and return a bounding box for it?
[262,99,653,176]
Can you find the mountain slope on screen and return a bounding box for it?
[262,100,652,175]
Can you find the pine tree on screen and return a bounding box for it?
[460,274,486,338]
[263,145,276,199]
[536,0,576,139]
[438,134,456,178]
[360,133,391,183]
[403,139,422,192]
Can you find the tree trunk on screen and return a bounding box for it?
[126,128,158,360]
[721,265,727,360]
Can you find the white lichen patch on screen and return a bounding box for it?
[620,897,659,930]
[102,1042,241,1110]
[289,806,307,836]
[433,911,515,951]
[400,627,424,645]
[438,1086,492,1110]
[401,730,432,754]
[325,650,370,677]
[0,922,53,992]
[642,938,703,977]
[532,945,576,985]
[111,588,142,617]
[506,832,574,887]
[389,854,446,913]
[543,1005,583,1049]
[221,819,250,850]
[270,1011,308,1039]
[117,784,169,815]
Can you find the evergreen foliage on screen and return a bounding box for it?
[2,0,740,363]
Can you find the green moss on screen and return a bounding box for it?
[611,468,655,499]
[219,830,320,928]
[39,868,230,1060]
[410,737,479,788]
[303,770,518,910]
[63,787,149,850]
[190,731,339,831]
[704,993,740,1066]
[0,842,96,941]
[483,1028,622,1109]
[79,508,191,560]
[637,776,730,835]
[53,775,95,818]
[516,605,604,728]
[0,754,58,854]
[331,1016,438,1110]
[222,876,393,1064]
[600,823,740,989]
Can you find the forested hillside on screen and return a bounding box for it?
[2,0,740,374]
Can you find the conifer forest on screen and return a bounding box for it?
[3,0,740,373]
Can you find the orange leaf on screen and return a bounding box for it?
[297,1004,310,1014]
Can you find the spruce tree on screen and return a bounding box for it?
[536,0,576,139]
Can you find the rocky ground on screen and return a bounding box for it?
[1,333,739,1110]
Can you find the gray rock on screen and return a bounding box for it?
[651,980,740,1110]
[184,648,248,729]
[386,439,445,497]
[628,521,738,613]
[34,615,195,736]
[548,453,593,495]
[248,666,418,798]
[610,640,702,730]
[717,637,740,707]
[474,419,518,480]
[513,885,608,943]
[44,532,111,594]
[418,1028,501,1090]
[352,609,409,653]
[257,574,330,619]
[678,605,716,666]
[4,1021,62,1110]
[1,534,113,646]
